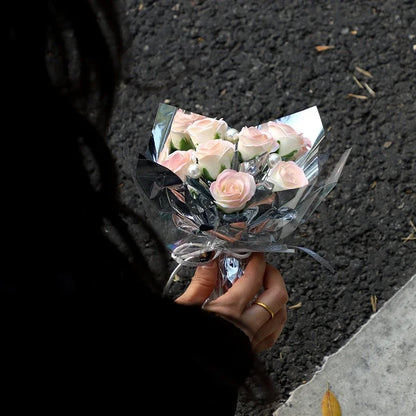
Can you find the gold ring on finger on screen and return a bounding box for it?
[253,301,274,319]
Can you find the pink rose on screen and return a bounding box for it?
[210,169,256,213]
[267,161,308,192]
[262,122,309,159]
[186,117,228,146]
[237,126,279,161]
[196,139,235,180]
[168,109,205,150]
[299,134,312,157]
[158,149,195,182]
[172,109,205,132]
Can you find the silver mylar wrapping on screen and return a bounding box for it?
[135,103,351,300]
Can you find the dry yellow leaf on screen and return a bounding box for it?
[315,45,335,52]
[321,385,342,416]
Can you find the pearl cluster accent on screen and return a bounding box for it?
[268,153,282,168]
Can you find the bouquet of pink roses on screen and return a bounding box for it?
[136,103,350,299]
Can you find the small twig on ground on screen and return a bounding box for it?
[402,220,416,243]
[363,82,376,96]
[371,295,377,313]
[352,75,364,89]
[347,93,368,100]
[355,66,373,78]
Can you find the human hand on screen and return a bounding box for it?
[175,253,288,353]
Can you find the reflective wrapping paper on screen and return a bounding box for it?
[135,103,351,300]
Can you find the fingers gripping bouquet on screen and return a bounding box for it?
[136,104,350,300]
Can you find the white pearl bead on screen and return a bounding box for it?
[225,128,239,143]
[268,153,281,167]
[187,163,202,179]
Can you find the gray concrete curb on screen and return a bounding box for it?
[274,273,416,415]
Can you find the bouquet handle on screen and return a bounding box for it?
[206,252,250,302]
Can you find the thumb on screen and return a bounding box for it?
[175,260,218,305]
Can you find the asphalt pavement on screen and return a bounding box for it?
[111,1,416,414]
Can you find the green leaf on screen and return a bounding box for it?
[202,168,215,182]
[169,140,175,154]
[179,137,195,151]
[282,149,298,161]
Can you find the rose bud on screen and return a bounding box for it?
[262,121,309,160]
[195,139,235,180]
[158,149,196,182]
[210,169,256,213]
[267,161,309,192]
[168,109,204,151]
[237,126,279,161]
[186,117,228,146]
